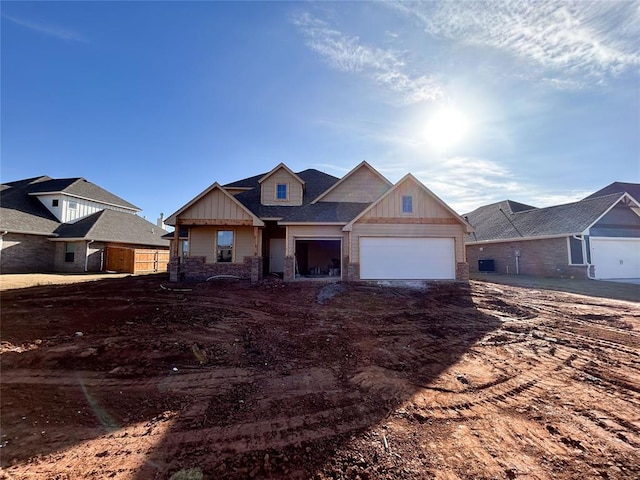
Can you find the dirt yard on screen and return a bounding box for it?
[1,275,639,479]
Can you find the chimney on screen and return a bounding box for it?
[157,213,165,229]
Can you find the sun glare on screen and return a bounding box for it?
[426,107,469,150]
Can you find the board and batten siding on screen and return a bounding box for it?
[261,170,304,206]
[319,168,390,203]
[350,223,465,263]
[286,225,346,255]
[189,226,255,263]
[363,182,452,219]
[36,193,135,223]
[180,188,253,221]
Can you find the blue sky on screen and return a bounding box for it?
[2,1,639,221]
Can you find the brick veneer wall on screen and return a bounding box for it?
[284,255,295,282]
[456,262,469,281]
[1,233,56,273]
[466,237,589,278]
[170,256,263,282]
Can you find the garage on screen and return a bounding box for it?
[359,237,455,280]
[590,237,640,279]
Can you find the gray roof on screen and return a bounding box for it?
[54,210,169,246]
[1,176,61,235]
[225,168,368,223]
[585,182,640,203]
[1,176,167,247]
[25,177,139,210]
[465,193,626,242]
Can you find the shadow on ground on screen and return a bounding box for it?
[1,276,505,478]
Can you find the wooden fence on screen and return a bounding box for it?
[106,247,170,274]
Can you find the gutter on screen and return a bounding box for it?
[574,234,596,280]
[85,239,95,272]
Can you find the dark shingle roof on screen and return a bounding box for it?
[54,210,169,246]
[27,177,139,210]
[228,168,347,221]
[279,202,370,223]
[465,193,626,242]
[1,176,164,248]
[585,182,640,203]
[0,176,61,234]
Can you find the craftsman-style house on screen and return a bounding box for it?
[165,162,473,282]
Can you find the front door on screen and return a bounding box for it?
[269,238,286,273]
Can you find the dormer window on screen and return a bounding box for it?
[402,195,413,213]
[52,199,59,207]
[69,201,77,210]
[276,184,287,200]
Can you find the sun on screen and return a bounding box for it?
[426,107,469,150]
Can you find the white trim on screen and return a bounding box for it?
[585,193,640,233]
[466,233,580,245]
[29,192,139,212]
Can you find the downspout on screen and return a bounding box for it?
[85,239,95,272]
[0,231,7,264]
[574,234,595,280]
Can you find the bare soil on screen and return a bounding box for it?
[1,275,639,479]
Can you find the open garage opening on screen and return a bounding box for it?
[295,238,342,279]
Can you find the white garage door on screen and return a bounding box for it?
[591,238,640,279]
[360,237,455,280]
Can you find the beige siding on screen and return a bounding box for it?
[189,226,255,263]
[286,225,345,255]
[363,182,451,219]
[350,223,465,263]
[181,189,252,221]
[319,168,390,203]
[261,170,304,206]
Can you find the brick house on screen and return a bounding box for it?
[0,176,169,274]
[464,189,640,280]
[165,162,473,283]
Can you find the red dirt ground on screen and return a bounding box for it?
[1,275,639,479]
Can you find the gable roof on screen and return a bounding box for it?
[465,193,637,242]
[585,182,640,203]
[228,169,341,221]
[165,182,265,227]
[53,209,169,246]
[343,173,473,232]
[311,161,392,204]
[1,176,168,248]
[0,176,60,235]
[26,177,139,211]
[258,163,305,185]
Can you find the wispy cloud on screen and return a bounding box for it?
[392,0,640,85]
[291,12,442,104]
[3,14,88,43]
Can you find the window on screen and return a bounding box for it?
[216,230,233,263]
[402,195,413,213]
[64,242,75,263]
[276,183,287,200]
[569,236,584,265]
[52,199,59,207]
[68,201,77,210]
[181,240,189,260]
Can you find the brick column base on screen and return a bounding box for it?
[348,263,360,282]
[284,255,295,282]
[456,262,470,282]
[250,256,263,283]
[169,257,180,282]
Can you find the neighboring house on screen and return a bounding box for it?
[464,190,640,280]
[585,181,640,203]
[165,162,473,282]
[1,176,170,274]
